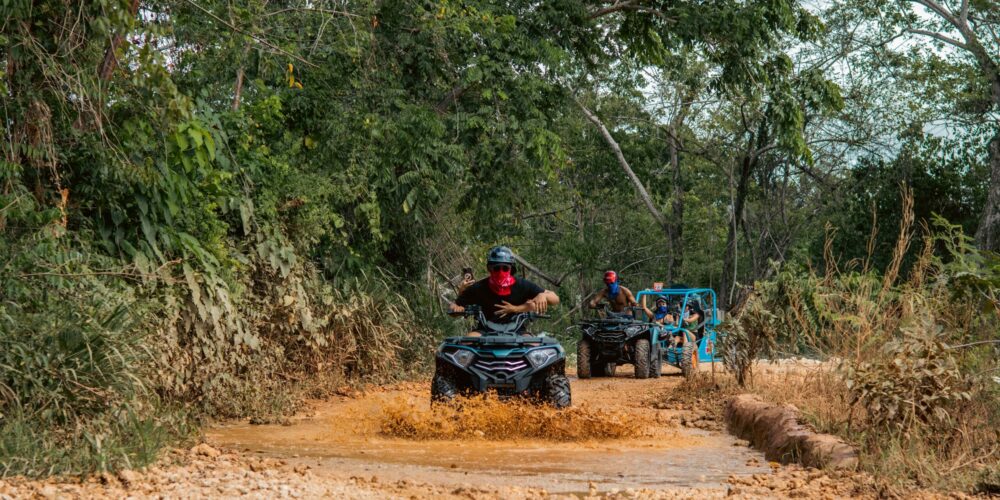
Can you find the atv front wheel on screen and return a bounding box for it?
[431,372,459,404]
[680,340,699,379]
[577,338,593,379]
[634,338,650,379]
[543,374,572,408]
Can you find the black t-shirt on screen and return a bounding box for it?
[455,277,545,324]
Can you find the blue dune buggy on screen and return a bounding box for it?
[635,288,720,378]
[432,304,571,408]
[575,306,659,379]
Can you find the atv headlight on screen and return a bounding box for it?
[624,325,644,336]
[450,349,475,367]
[526,348,558,368]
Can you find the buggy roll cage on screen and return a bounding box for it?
[634,288,720,335]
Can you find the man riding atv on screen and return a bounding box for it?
[588,270,638,316]
[449,246,560,335]
[436,246,569,407]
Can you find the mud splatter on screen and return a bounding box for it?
[376,393,647,441]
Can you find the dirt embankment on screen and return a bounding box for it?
[725,394,858,470]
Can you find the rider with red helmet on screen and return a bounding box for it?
[587,270,638,314]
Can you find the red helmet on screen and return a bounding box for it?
[604,270,618,284]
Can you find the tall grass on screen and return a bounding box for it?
[0,231,443,476]
[720,189,1000,492]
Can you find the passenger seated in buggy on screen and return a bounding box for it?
[641,296,676,325]
[675,299,705,346]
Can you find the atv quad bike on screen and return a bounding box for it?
[575,305,660,379]
[636,288,720,378]
[432,305,571,408]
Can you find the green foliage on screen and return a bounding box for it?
[716,298,778,387]
[845,321,971,431]
[1,0,997,485]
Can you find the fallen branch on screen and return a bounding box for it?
[513,254,562,287]
[576,98,668,230]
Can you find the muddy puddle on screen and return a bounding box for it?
[207,369,770,493]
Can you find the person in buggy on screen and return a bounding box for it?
[448,246,560,336]
[641,296,676,325]
[672,299,705,346]
[587,270,638,316]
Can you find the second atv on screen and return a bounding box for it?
[575,306,659,379]
[432,305,571,408]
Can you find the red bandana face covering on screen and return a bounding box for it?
[488,269,516,296]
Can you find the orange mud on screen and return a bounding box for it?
[206,365,772,494]
[377,393,646,441]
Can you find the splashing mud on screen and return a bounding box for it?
[377,393,646,441]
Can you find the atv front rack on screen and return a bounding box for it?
[442,335,560,345]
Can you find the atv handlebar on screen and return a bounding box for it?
[449,304,548,319]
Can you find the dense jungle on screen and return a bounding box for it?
[1,0,999,497]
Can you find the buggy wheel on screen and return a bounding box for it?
[577,338,593,379]
[543,374,572,408]
[680,340,699,379]
[431,371,459,404]
[634,339,650,379]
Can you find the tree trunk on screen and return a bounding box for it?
[976,129,1000,252]
[98,0,141,81]
[666,125,684,283]
[721,154,752,310]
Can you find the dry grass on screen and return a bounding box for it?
[375,394,646,441]
[674,362,999,494]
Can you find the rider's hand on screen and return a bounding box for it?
[495,301,524,318]
[459,276,475,291]
[529,295,548,314]
[449,303,465,314]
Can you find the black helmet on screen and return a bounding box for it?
[486,245,516,271]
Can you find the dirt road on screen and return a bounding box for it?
[1,365,882,499]
[206,366,770,496]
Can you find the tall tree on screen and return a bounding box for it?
[839,0,1000,250]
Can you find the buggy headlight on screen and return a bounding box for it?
[526,348,558,368]
[624,325,644,336]
[450,349,475,367]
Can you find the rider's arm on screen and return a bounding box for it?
[624,287,638,307]
[525,289,559,313]
[588,288,606,308]
[450,281,479,313]
[639,295,654,321]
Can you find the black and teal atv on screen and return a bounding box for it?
[432,305,571,408]
[575,306,660,379]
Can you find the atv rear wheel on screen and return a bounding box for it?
[680,339,699,379]
[651,343,662,378]
[543,374,571,408]
[634,338,650,379]
[431,371,459,404]
[577,338,593,379]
